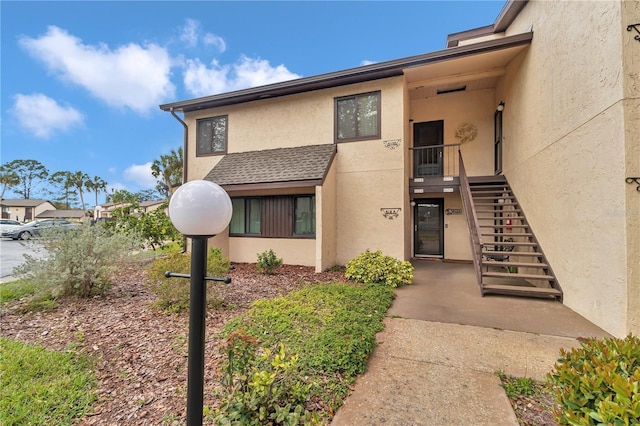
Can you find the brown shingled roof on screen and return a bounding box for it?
[204,144,336,188]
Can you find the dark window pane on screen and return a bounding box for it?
[247,198,261,234]
[294,196,315,236]
[230,198,245,234]
[196,116,227,155]
[336,92,380,142]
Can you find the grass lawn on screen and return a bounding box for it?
[0,337,97,425]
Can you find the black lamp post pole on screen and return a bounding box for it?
[186,235,208,426]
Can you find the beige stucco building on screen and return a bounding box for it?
[0,199,56,222]
[161,0,639,338]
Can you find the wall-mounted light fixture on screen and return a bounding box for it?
[497,102,505,112]
[410,201,416,207]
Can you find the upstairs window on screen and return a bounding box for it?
[196,115,228,156]
[335,91,380,142]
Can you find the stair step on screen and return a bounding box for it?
[483,250,543,257]
[482,261,549,268]
[471,196,516,200]
[469,182,509,191]
[471,189,512,194]
[482,284,562,298]
[474,202,522,207]
[481,232,532,237]
[468,176,507,184]
[475,209,522,213]
[484,241,538,247]
[480,224,530,228]
[483,272,555,280]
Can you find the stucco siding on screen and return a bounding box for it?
[318,162,338,271]
[410,89,496,176]
[229,237,316,267]
[622,0,640,334]
[499,0,630,336]
[335,79,406,264]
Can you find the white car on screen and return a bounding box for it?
[0,219,23,236]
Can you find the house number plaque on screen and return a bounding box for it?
[381,208,401,219]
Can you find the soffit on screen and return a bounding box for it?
[405,44,528,100]
[204,144,337,188]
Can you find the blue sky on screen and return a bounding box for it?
[1,0,505,206]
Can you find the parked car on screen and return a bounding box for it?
[0,219,23,235]
[1,219,80,240]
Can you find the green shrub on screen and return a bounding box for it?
[13,222,142,298]
[256,249,283,275]
[146,247,231,312]
[547,334,640,425]
[212,330,318,425]
[344,249,414,288]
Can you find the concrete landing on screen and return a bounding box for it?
[331,260,611,425]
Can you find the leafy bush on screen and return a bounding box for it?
[345,249,414,288]
[146,247,231,312]
[547,334,640,425]
[212,330,318,425]
[256,249,283,275]
[221,282,395,420]
[13,222,142,298]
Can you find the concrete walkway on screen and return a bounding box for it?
[331,260,611,425]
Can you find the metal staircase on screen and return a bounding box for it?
[459,156,562,301]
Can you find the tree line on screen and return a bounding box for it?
[0,148,183,210]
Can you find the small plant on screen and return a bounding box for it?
[497,371,536,399]
[547,334,640,425]
[146,247,230,312]
[212,330,318,425]
[256,249,283,275]
[345,249,414,288]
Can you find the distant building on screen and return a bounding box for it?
[36,209,88,222]
[0,199,56,222]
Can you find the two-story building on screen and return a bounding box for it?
[160,0,639,338]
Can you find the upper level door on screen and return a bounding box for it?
[414,120,443,176]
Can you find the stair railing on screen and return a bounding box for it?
[459,152,484,292]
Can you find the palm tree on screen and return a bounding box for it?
[69,171,90,210]
[86,176,108,208]
[151,147,183,199]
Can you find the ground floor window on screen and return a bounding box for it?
[230,195,315,238]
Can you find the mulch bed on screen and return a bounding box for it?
[0,262,345,425]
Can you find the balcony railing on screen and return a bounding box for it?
[411,143,460,178]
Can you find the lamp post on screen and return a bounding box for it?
[167,180,232,426]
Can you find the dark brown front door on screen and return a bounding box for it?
[414,199,444,257]
[414,121,444,176]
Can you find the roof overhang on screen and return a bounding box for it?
[446,0,528,47]
[159,31,532,113]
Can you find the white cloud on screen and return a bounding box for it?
[180,19,226,52]
[361,60,377,66]
[180,19,199,48]
[12,93,84,138]
[123,162,156,188]
[18,26,175,115]
[203,33,226,52]
[183,55,301,97]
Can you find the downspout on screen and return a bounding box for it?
[169,107,189,253]
[169,107,188,185]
